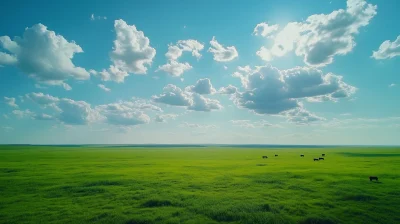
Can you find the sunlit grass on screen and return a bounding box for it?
[0,146,399,223]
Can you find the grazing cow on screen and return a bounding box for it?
[322,154,326,156]
[262,156,268,159]
[319,157,324,160]
[275,154,278,157]
[314,158,319,161]
[300,154,304,157]
[369,176,378,181]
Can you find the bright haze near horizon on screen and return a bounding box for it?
[0,0,399,145]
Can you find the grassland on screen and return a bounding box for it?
[0,146,399,224]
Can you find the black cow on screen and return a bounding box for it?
[322,154,326,156]
[319,157,324,160]
[262,156,268,159]
[300,154,304,157]
[314,158,319,161]
[275,154,278,157]
[369,176,378,181]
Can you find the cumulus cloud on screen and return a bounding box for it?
[257,0,377,66]
[218,85,238,95]
[165,39,204,60]
[58,99,100,125]
[156,60,192,77]
[372,35,400,60]
[155,114,178,123]
[185,78,216,95]
[159,39,203,77]
[153,84,222,112]
[283,108,325,124]
[0,24,90,87]
[188,93,222,112]
[4,97,18,108]
[230,65,355,122]
[95,102,150,126]
[208,36,238,62]
[98,84,111,92]
[152,84,193,106]
[126,98,163,112]
[25,92,60,111]
[100,19,156,82]
[253,22,279,37]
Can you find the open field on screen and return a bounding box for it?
[0,146,399,224]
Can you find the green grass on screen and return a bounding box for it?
[0,146,399,224]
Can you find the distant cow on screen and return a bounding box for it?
[322,154,326,156]
[262,156,268,159]
[275,154,278,157]
[369,176,378,181]
[319,157,324,160]
[314,158,319,161]
[300,154,304,157]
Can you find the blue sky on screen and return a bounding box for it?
[0,0,399,145]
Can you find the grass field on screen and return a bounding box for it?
[0,146,399,224]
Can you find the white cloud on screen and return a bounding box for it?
[159,39,203,77]
[100,19,156,82]
[372,35,400,60]
[98,84,111,92]
[185,78,216,95]
[283,108,325,125]
[4,97,18,108]
[231,65,356,120]
[0,52,17,65]
[152,84,193,106]
[153,84,222,112]
[12,109,35,119]
[62,83,72,91]
[218,85,238,95]
[156,60,192,77]
[208,36,238,62]
[0,24,90,87]
[127,98,163,112]
[389,83,396,88]
[25,92,60,111]
[257,0,377,66]
[95,102,150,126]
[58,99,100,125]
[155,114,178,123]
[90,13,107,21]
[165,45,183,61]
[177,39,204,60]
[188,93,222,112]
[223,66,228,70]
[253,22,279,37]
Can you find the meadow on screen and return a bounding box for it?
[0,145,399,224]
